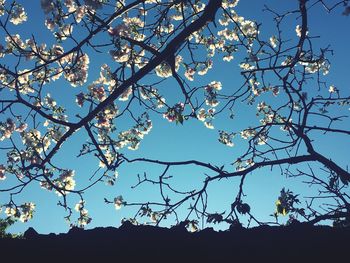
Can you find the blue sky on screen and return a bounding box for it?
[1,0,349,234]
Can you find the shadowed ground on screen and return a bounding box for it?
[1,223,349,262]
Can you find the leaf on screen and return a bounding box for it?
[237,203,250,215]
[207,212,224,224]
[177,114,184,125]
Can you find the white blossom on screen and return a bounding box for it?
[9,4,27,25]
[114,196,124,210]
[269,36,278,48]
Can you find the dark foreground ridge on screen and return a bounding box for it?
[1,222,350,262]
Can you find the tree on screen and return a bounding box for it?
[0,0,349,230]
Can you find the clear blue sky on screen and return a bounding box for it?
[1,0,349,234]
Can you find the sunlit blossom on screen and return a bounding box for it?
[163,103,184,123]
[155,62,172,78]
[0,0,5,16]
[9,4,27,25]
[218,130,234,147]
[204,121,214,129]
[269,35,278,48]
[184,68,195,81]
[114,195,124,210]
[329,85,337,93]
[240,20,258,38]
[0,165,6,180]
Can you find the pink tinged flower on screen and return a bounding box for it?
[208,108,215,115]
[108,24,130,37]
[93,86,106,101]
[119,87,132,101]
[4,129,12,139]
[31,156,40,164]
[184,68,195,81]
[163,103,185,123]
[108,27,119,36]
[16,123,28,132]
[75,6,86,23]
[16,172,24,180]
[114,196,124,210]
[272,87,279,96]
[197,109,206,122]
[246,159,255,166]
[76,92,85,107]
[97,115,109,127]
[163,113,176,122]
[6,118,16,130]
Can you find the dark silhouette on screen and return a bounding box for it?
[0,0,349,237]
[1,223,350,262]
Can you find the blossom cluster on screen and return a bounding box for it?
[240,126,267,148]
[108,17,148,67]
[218,130,235,147]
[163,102,185,123]
[197,108,215,129]
[3,202,35,222]
[299,58,330,75]
[96,104,119,129]
[205,81,222,107]
[140,87,166,109]
[0,118,27,141]
[233,157,255,172]
[77,64,117,108]
[116,113,153,150]
[104,170,119,186]
[114,195,124,210]
[1,34,92,88]
[138,206,166,224]
[155,56,183,78]
[21,129,51,154]
[64,53,90,87]
[74,200,92,227]
[155,62,173,78]
[119,87,133,101]
[0,1,27,24]
[41,0,103,40]
[9,3,27,25]
[256,100,293,131]
[98,150,116,168]
[240,127,257,140]
[240,20,258,39]
[109,44,131,63]
[40,169,76,196]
